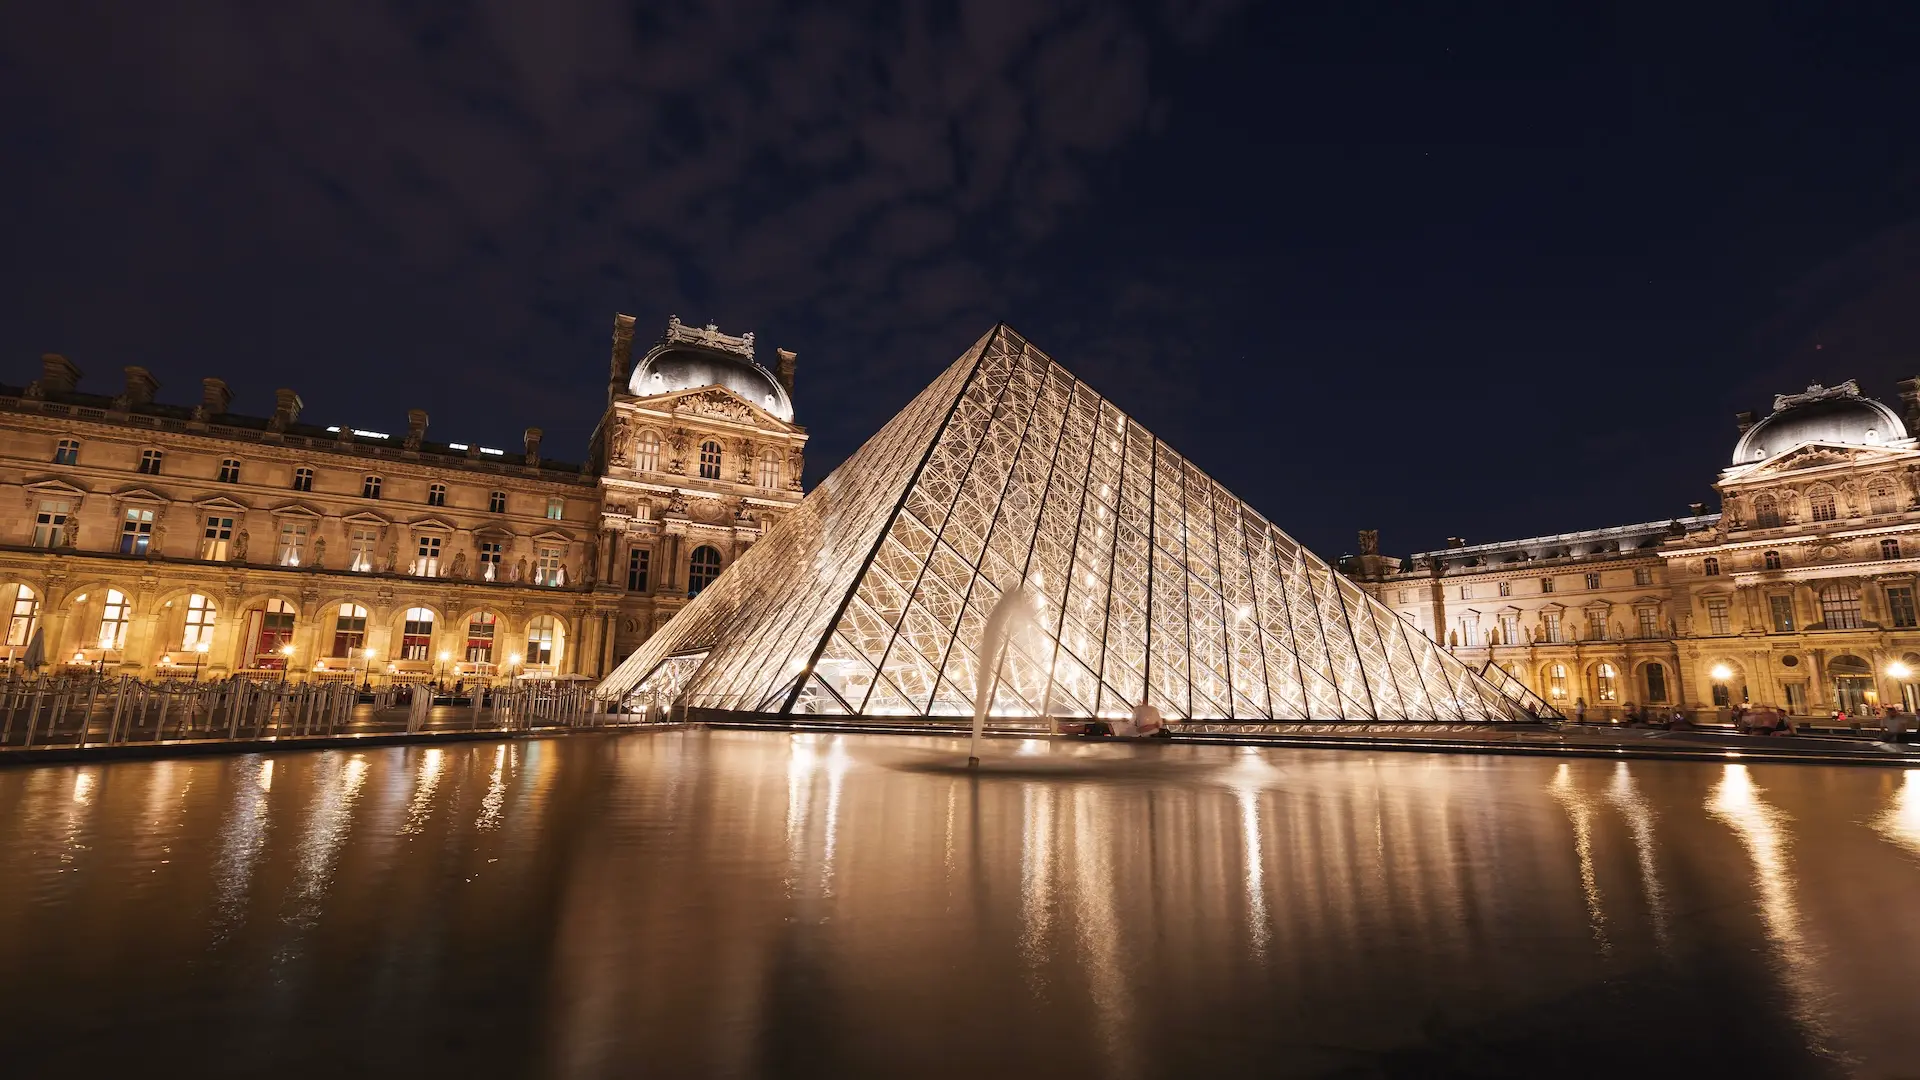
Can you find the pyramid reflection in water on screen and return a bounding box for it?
[599,325,1523,722]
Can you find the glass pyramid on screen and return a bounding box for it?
[599,325,1525,722]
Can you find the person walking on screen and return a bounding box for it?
[1574,697,1588,724]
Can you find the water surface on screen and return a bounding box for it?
[2,730,1918,1078]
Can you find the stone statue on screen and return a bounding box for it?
[667,490,690,514]
[512,556,528,582]
[61,519,78,549]
[383,540,399,574]
[151,524,166,556]
[610,417,633,465]
[1358,529,1379,556]
[231,529,248,562]
[451,550,468,579]
[311,536,325,568]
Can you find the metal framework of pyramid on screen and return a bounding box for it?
[599,325,1525,722]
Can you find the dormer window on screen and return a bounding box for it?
[1866,428,1881,443]
[427,483,447,507]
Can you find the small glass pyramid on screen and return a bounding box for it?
[600,325,1524,722]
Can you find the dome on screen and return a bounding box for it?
[627,320,793,422]
[1731,381,1906,465]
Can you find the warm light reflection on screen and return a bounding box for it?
[403,748,444,835]
[1707,764,1826,1035]
[1019,783,1056,989]
[209,756,274,943]
[1548,764,1609,955]
[1606,762,1669,950]
[72,770,95,805]
[476,744,508,830]
[1875,770,1920,858]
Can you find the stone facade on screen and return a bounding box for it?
[0,316,805,683]
[1344,378,1920,722]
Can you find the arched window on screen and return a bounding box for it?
[1869,477,1899,515]
[698,440,723,480]
[98,589,132,651]
[759,451,781,489]
[524,615,558,667]
[635,432,660,472]
[249,599,295,668]
[466,612,497,663]
[1763,550,1781,571]
[688,545,722,597]
[182,593,217,649]
[1594,662,1618,702]
[1644,663,1668,703]
[1808,486,1838,523]
[401,607,435,660]
[332,603,368,657]
[1819,582,1863,630]
[1703,556,1720,576]
[7,584,41,647]
[1546,663,1568,701]
[1753,493,1781,528]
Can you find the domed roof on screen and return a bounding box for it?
[1732,380,1907,465]
[627,319,793,422]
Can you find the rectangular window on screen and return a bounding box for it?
[1459,584,1470,601]
[119,508,155,555]
[33,500,70,547]
[627,548,650,592]
[428,483,447,507]
[292,467,314,492]
[1497,581,1511,597]
[1889,586,1918,629]
[1498,614,1520,646]
[1585,572,1601,590]
[182,593,216,649]
[201,515,234,561]
[53,439,79,465]
[1820,584,1863,630]
[1707,597,1730,635]
[138,449,163,475]
[536,545,564,586]
[332,604,368,657]
[759,455,780,489]
[8,587,42,647]
[277,520,308,566]
[1785,682,1807,715]
[415,535,442,578]
[98,589,131,650]
[217,459,241,483]
[465,613,496,663]
[546,497,564,520]
[1634,566,1653,586]
[401,609,434,661]
[1638,609,1660,639]
[489,491,507,514]
[1541,577,1555,594]
[1883,538,1902,560]
[478,541,503,580]
[1543,612,1562,643]
[1459,614,1479,647]
[1587,611,1607,641]
[362,475,382,499]
[1769,594,1795,633]
[348,527,379,572]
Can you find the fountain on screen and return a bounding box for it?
[969,586,1035,767]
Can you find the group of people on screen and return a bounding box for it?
[1567,698,1688,729]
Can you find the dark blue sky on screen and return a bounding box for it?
[4,3,1918,560]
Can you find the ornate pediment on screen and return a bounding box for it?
[192,494,251,514]
[341,510,391,527]
[269,502,326,518]
[111,485,170,504]
[409,516,457,533]
[622,384,797,432]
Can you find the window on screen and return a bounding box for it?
[415,535,442,578]
[465,612,497,663]
[1753,494,1781,528]
[546,497,564,520]
[1819,583,1863,630]
[277,520,308,566]
[1883,538,1902,560]
[1634,566,1653,586]
[524,615,557,666]
[138,449,163,475]
[7,585,41,647]
[201,516,234,561]
[1459,585,1471,601]
[1586,610,1608,641]
[1459,614,1479,647]
[182,593,216,649]
[400,608,435,661]
[1809,487,1838,523]
[1870,477,1899,515]
[535,545,564,586]
[1546,663,1568,700]
[1638,608,1660,638]
[427,483,447,507]
[332,603,368,657]
[1540,577,1555,594]
[348,527,379,572]
[33,500,70,547]
[98,589,131,650]
[627,548,650,592]
[1712,682,1731,707]
[1760,549,1783,571]
[292,467,314,492]
[1498,614,1520,646]
[1704,557,1720,577]
[759,452,780,489]
[635,432,660,472]
[1584,572,1601,590]
[252,599,296,667]
[1497,580,1511,597]
[119,507,155,555]
[53,439,79,465]
[698,440,722,480]
[489,490,507,514]
[1543,612,1563,643]
[1769,594,1795,633]
[218,458,241,484]
[1595,662,1618,703]
[1784,682,1806,714]
[1645,664,1668,703]
[1888,586,1917,629]
[362,475,382,499]
[478,540,503,581]
[1707,597,1730,635]
[688,545,722,597]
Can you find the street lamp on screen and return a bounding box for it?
[192,640,210,683]
[1710,663,1733,682]
[159,655,173,680]
[278,642,295,686]
[437,650,450,689]
[509,652,522,683]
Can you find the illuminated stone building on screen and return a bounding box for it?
[0,315,805,682]
[1345,378,1920,721]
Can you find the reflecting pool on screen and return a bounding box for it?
[3,731,1918,1078]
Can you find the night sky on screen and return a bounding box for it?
[5,3,1918,562]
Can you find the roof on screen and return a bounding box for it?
[1731,380,1910,465]
[628,318,793,422]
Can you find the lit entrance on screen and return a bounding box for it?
[1828,654,1875,715]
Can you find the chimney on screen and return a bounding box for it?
[1736,410,1757,434]
[608,314,636,402]
[38,354,81,393]
[775,348,797,397]
[524,427,544,466]
[1689,502,1706,517]
[120,366,159,407]
[1446,536,1468,548]
[1899,377,1920,430]
[270,388,303,431]
[404,409,428,450]
[200,378,232,416]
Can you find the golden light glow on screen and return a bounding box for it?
[1710,663,1734,681]
[1888,661,1912,680]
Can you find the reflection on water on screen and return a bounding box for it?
[1,734,1916,1078]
